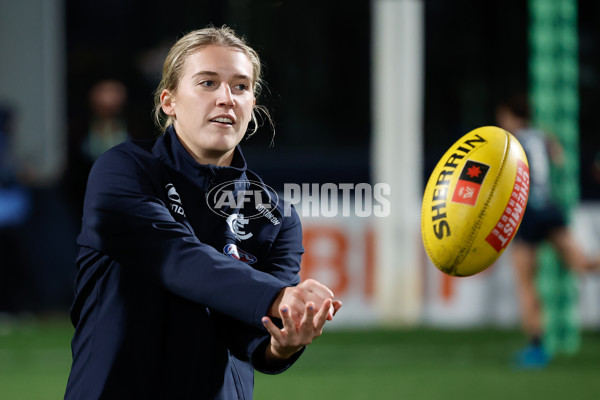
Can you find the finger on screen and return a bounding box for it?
[327,300,343,321]
[279,304,297,330]
[283,296,304,326]
[332,300,343,316]
[300,302,316,332]
[314,298,332,330]
[262,317,283,342]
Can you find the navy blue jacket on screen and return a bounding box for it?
[65,126,304,399]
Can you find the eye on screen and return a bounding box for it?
[199,80,215,88]
[234,83,249,91]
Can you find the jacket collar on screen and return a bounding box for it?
[152,125,247,183]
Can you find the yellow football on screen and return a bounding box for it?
[421,126,530,277]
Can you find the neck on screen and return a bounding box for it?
[198,149,235,167]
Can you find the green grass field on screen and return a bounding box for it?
[1,316,599,399]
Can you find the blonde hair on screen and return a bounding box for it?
[153,25,273,137]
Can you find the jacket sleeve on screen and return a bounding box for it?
[215,205,305,373]
[257,203,304,285]
[79,146,288,329]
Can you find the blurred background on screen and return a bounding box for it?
[1,0,600,399]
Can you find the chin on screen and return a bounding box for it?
[211,139,237,151]
[211,134,243,150]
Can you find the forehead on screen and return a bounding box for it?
[182,45,254,80]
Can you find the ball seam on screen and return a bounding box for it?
[449,130,511,275]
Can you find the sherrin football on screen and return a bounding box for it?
[421,126,530,277]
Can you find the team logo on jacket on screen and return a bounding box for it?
[223,244,257,264]
[206,180,280,226]
[226,213,253,240]
[165,183,186,217]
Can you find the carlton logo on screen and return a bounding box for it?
[223,244,257,264]
[206,180,279,220]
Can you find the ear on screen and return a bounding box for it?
[160,89,176,117]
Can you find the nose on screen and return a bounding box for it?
[216,83,235,107]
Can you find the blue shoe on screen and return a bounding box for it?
[513,344,550,369]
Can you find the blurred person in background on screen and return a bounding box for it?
[65,26,342,399]
[81,79,130,161]
[0,104,33,313]
[66,78,131,219]
[496,93,600,368]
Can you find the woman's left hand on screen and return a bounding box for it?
[262,298,334,360]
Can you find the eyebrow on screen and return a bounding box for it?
[192,71,252,81]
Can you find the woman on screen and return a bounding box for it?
[65,26,341,399]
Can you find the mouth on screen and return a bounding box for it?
[209,116,235,126]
